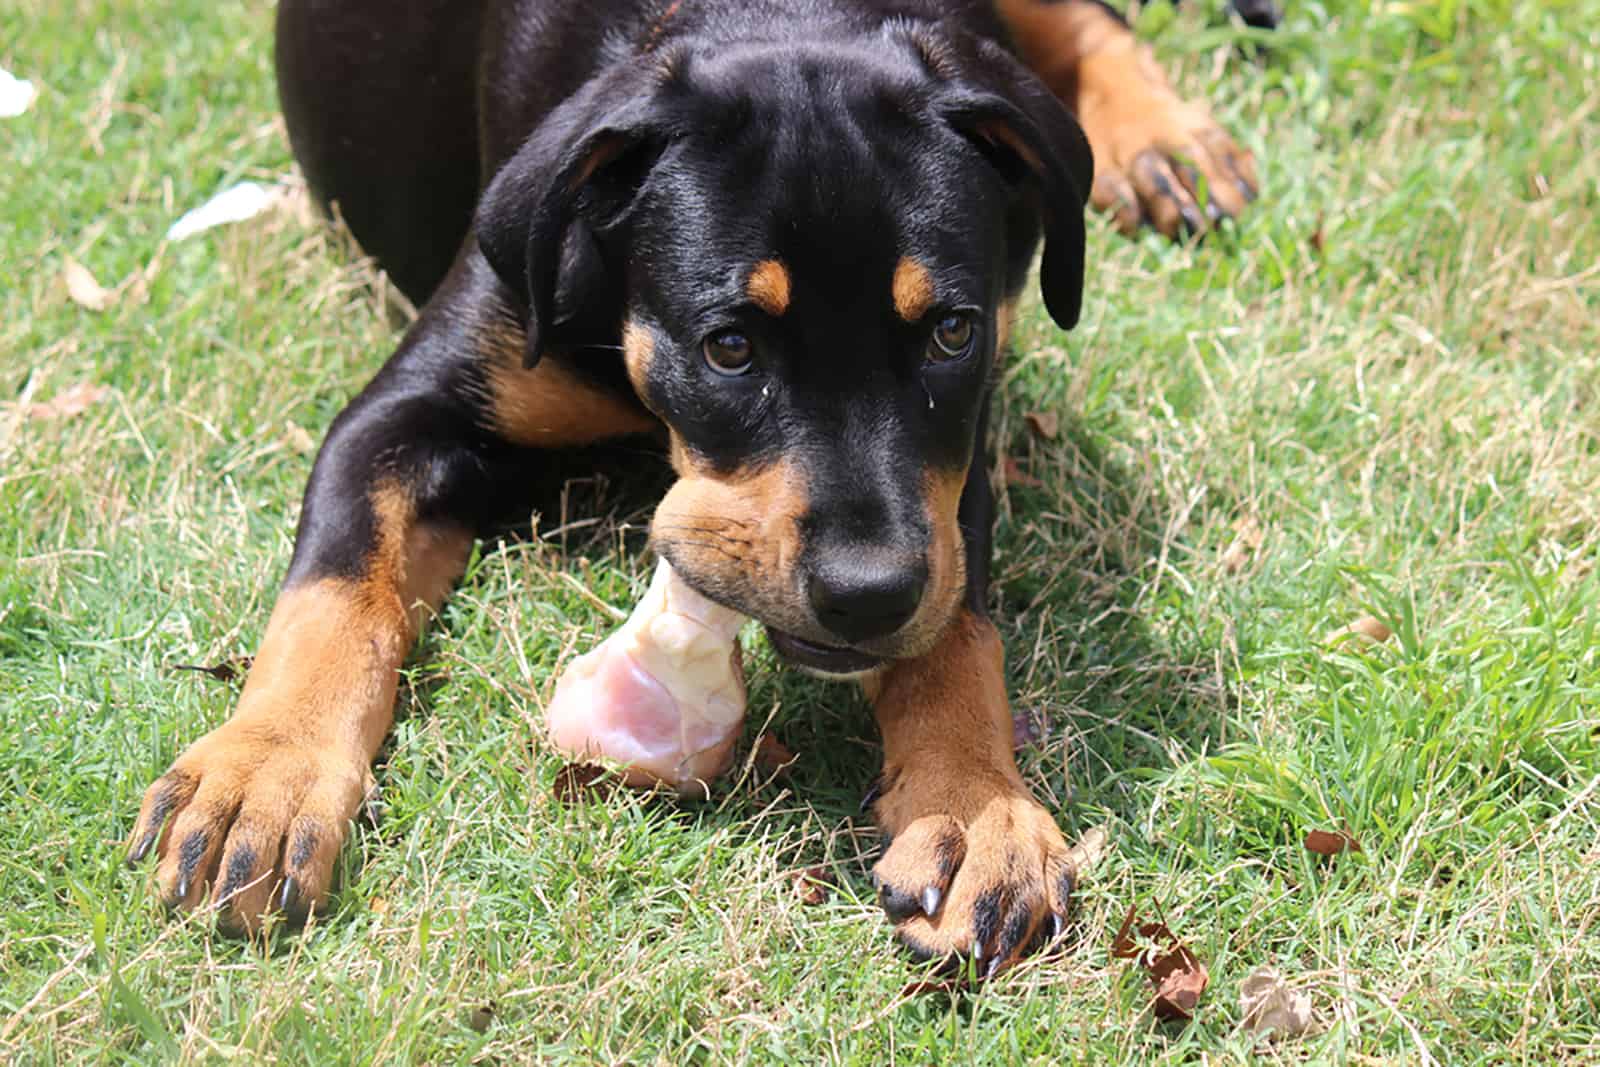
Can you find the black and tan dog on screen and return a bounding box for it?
[128,0,1257,972]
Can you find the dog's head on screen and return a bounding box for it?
[478,24,1090,675]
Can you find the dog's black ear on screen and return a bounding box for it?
[932,40,1093,331]
[477,65,675,367]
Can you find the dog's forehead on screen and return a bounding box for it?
[644,64,1003,319]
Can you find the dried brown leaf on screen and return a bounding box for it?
[28,382,109,420]
[1326,615,1393,646]
[1240,965,1313,1038]
[63,258,116,312]
[1152,946,1208,1020]
[553,762,621,805]
[1220,514,1265,574]
[1011,706,1047,751]
[1111,904,1142,959]
[1111,905,1209,1020]
[1002,455,1044,490]
[1024,410,1059,441]
[283,421,316,454]
[795,866,832,905]
[1304,828,1362,856]
[753,732,797,777]
[368,896,390,917]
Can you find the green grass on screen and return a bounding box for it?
[3,0,1599,1062]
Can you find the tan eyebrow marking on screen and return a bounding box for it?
[746,259,793,316]
[892,257,935,322]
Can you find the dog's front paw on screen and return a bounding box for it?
[871,786,1076,977]
[127,717,372,933]
[1081,79,1259,239]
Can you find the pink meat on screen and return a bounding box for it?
[546,560,748,790]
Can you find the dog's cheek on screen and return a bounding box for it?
[650,451,809,619]
[622,319,659,412]
[995,298,1016,355]
[899,468,968,655]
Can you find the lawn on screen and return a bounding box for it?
[2,0,1598,1062]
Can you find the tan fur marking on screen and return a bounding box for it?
[483,320,658,446]
[994,0,1257,236]
[996,299,1016,354]
[241,484,470,751]
[622,319,658,411]
[992,0,1135,101]
[893,257,936,322]
[132,483,473,929]
[650,446,812,636]
[746,259,792,316]
[368,484,474,637]
[867,611,1075,964]
[874,613,1019,821]
[891,468,968,657]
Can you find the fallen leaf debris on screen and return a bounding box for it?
[1112,905,1210,1021]
[753,732,797,777]
[552,762,622,805]
[1220,514,1264,574]
[1326,614,1394,647]
[26,382,110,421]
[1024,410,1060,441]
[1304,828,1362,857]
[63,257,117,312]
[1239,965,1314,1039]
[794,866,833,906]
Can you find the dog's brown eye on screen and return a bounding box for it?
[704,330,754,376]
[928,312,976,362]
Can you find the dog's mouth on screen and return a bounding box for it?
[764,626,886,677]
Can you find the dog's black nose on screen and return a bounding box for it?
[807,555,926,644]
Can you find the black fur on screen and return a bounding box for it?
[273,0,1093,660]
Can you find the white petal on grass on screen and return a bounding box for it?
[166,182,285,241]
[0,67,37,118]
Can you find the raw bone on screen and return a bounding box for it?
[546,559,748,790]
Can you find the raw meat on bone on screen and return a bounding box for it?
[545,559,749,790]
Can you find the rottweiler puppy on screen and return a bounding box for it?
[129,0,1257,972]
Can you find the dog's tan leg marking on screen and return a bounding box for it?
[481,315,659,446]
[995,0,1259,236]
[867,611,1076,973]
[129,486,470,931]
